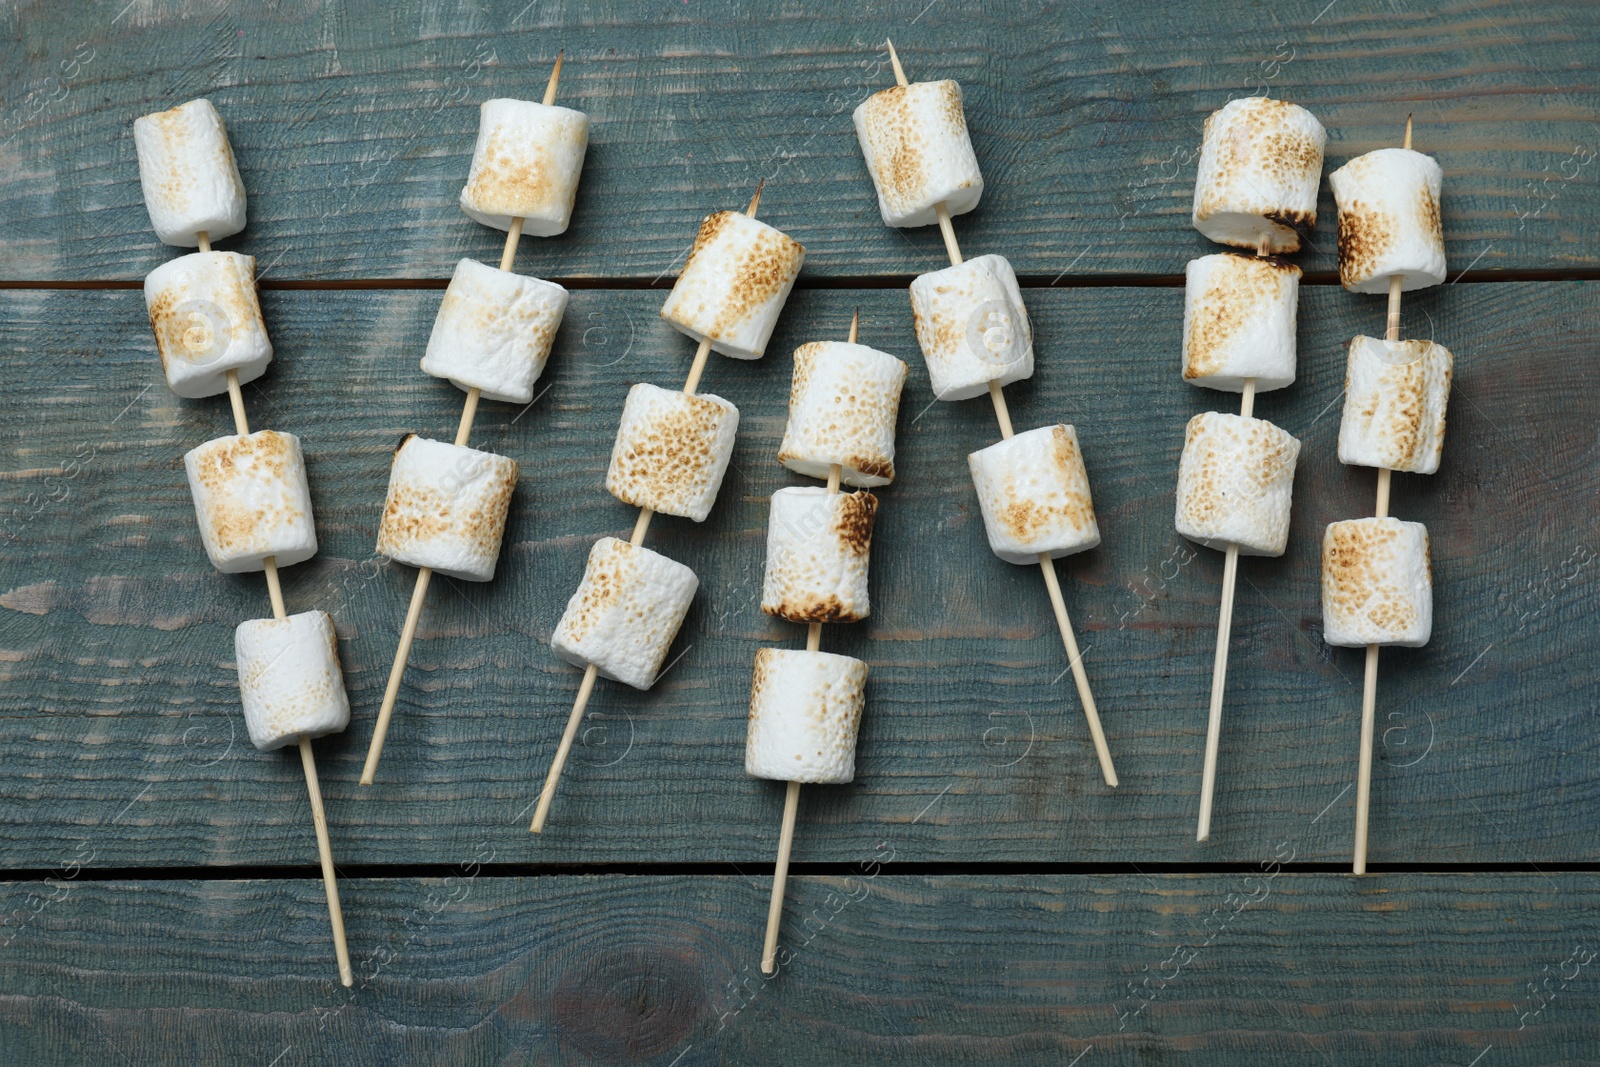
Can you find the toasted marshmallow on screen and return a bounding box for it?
[909,254,1034,402]
[235,610,350,751]
[184,431,317,574]
[1182,253,1301,393]
[421,258,569,404]
[132,98,248,247]
[551,537,699,690]
[605,383,739,522]
[1338,336,1454,474]
[1174,412,1299,557]
[968,425,1100,565]
[375,435,519,582]
[145,251,272,398]
[778,340,908,487]
[459,98,590,236]
[761,487,877,623]
[852,79,984,228]
[1191,97,1326,253]
[745,648,867,784]
[1329,148,1446,293]
[659,211,805,360]
[1322,517,1432,647]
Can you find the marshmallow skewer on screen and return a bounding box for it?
[883,41,1117,787]
[361,54,566,785]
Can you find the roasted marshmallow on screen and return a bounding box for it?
[908,253,1034,402]
[659,211,806,360]
[459,98,590,236]
[1191,97,1327,254]
[1322,517,1433,647]
[745,648,868,784]
[145,251,273,398]
[853,79,984,228]
[1174,412,1300,556]
[132,98,248,247]
[605,383,739,522]
[1338,336,1453,474]
[969,425,1100,565]
[778,340,908,487]
[1329,148,1447,293]
[184,431,317,574]
[235,610,350,751]
[1182,253,1301,393]
[761,487,878,623]
[421,258,569,404]
[375,435,519,581]
[551,537,699,689]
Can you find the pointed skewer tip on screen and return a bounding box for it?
[885,39,909,87]
[746,179,765,218]
[543,51,565,106]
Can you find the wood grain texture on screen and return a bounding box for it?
[2,872,1598,1064]
[1,281,1593,869]
[3,0,1599,281]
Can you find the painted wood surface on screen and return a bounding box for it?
[3,0,1599,281]
[2,282,1593,869]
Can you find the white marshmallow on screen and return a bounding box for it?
[778,341,908,487]
[605,383,740,522]
[235,610,350,752]
[144,251,273,399]
[184,431,317,574]
[745,648,868,784]
[909,254,1034,402]
[1191,97,1327,253]
[421,258,569,404]
[1182,253,1301,393]
[459,98,590,236]
[1322,518,1432,647]
[659,211,806,360]
[551,537,699,690]
[852,79,985,228]
[375,435,519,581]
[1338,336,1454,474]
[1174,412,1300,557]
[968,425,1100,565]
[1329,148,1446,293]
[132,99,247,247]
[762,487,877,623]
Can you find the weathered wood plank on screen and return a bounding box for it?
[0,281,1594,868]
[1,872,1597,1064]
[3,0,1598,280]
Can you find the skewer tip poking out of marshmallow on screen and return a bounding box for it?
[1175,412,1300,557]
[746,648,868,784]
[1192,97,1327,254]
[235,610,351,751]
[853,78,984,228]
[778,341,908,487]
[969,425,1100,565]
[460,97,590,237]
[605,383,740,522]
[145,251,273,398]
[1338,336,1454,474]
[762,486,878,623]
[421,258,570,404]
[1183,253,1301,393]
[551,537,700,690]
[909,253,1034,401]
[184,430,318,573]
[133,98,248,248]
[1329,147,1446,293]
[659,210,806,360]
[1322,517,1433,647]
[375,434,519,582]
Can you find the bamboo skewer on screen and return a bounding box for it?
[532,182,765,833]
[1353,116,1412,876]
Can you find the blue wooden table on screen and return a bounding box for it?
[3,1,1598,1062]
